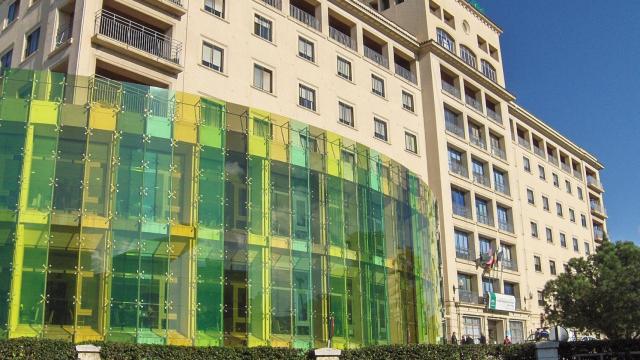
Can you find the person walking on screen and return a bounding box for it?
[503,335,512,345]
[451,332,458,345]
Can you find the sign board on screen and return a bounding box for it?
[487,293,516,312]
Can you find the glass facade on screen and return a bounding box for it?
[0,70,441,348]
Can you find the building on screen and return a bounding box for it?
[0,0,606,349]
[378,0,606,344]
[0,0,442,348]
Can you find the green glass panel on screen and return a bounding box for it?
[0,122,25,211]
[270,161,289,237]
[52,127,86,213]
[84,131,112,217]
[18,224,49,329]
[0,222,15,336]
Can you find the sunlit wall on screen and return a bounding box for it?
[0,70,441,348]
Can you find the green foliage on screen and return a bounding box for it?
[340,343,535,360]
[559,339,640,358]
[100,343,307,360]
[543,241,640,340]
[0,338,76,360]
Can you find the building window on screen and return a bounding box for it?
[552,173,559,187]
[298,84,316,111]
[452,188,469,217]
[556,202,563,217]
[534,256,542,272]
[509,321,525,344]
[338,102,354,127]
[523,156,530,172]
[202,42,223,72]
[537,291,545,306]
[581,214,587,227]
[560,233,567,248]
[254,14,273,41]
[463,317,481,344]
[402,91,414,112]
[459,45,476,68]
[481,59,496,82]
[455,230,470,259]
[542,196,549,211]
[526,189,535,205]
[204,0,225,18]
[585,242,591,255]
[374,118,388,141]
[569,209,575,223]
[538,165,546,180]
[436,28,455,53]
[7,1,19,24]
[530,222,538,238]
[573,237,579,252]
[253,118,272,139]
[545,227,553,243]
[0,49,12,70]
[24,27,40,58]
[337,56,352,80]
[577,187,584,200]
[565,180,572,194]
[371,74,385,97]
[253,64,273,93]
[549,260,556,275]
[405,132,417,154]
[497,206,511,232]
[298,37,315,62]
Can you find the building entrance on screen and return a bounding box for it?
[487,319,504,344]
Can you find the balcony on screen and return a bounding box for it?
[453,204,472,219]
[395,63,417,84]
[487,108,502,124]
[499,221,514,233]
[517,137,530,150]
[495,182,510,196]
[477,213,494,226]
[329,26,355,50]
[573,169,583,180]
[594,228,604,242]
[587,176,603,191]
[260,0,282,10]
[502,259,517,271]
[456,248,475,261]
[141,0,187,16]
[533,146,545,158]
[55,24,72,48]
[445,120,464,138]
[548,154,559,166]
[590,203,607,218]
[93,10,183,74]
[449,161,468,178]
[491,145,506,161]
[441,80,460,98]
[561,162,571,173]
[364,45,389,68]
[465,95,483,112]
[470,134,486,150]
[290,4,320,31]
[473,173,490,187]
[459,290,482,305]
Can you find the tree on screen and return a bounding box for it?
[543,241,640,340]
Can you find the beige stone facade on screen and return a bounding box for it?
[0,0,606,345]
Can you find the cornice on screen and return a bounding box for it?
[456,0,502,35]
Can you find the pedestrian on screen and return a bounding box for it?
[466,335,474,345]
[503,335,512,345]
[479,333,487,344]
[451,331,458,345]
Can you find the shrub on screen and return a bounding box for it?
[0,338,76,360]
[99,342,307,360]
[341,343,536,360]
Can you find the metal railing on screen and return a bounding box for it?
[329,26,355,50]
[456,248,474,261]
[95,10,182,64]
[534,146,545,158]
[165,0,184,6]
[449,161,468,178]
[487,108,502,124]
[594,229,604,241]
[453,204,471,219]
[587,176,603,189]
[491,146,506,160]
[55,24,72,47]
[502,259,517,271]
[363,45,388,68]
[445,120,464,138]
[548,155,559,166]
[465,95,482,112]
[518,137,530,149]
[495,182,510,196]
[561,162,571,173]
[470,134,486,149]
[441,80,460,98]
[499,221,514,233]
[574,169,583,180]
[459,290,481,305]
[473,173,490,187]
[290,4,320,30]
[590,203,607,216]
[395,63,417,84]
[261,0,282,10]
[476,213,494,226]
[90,75,122,107]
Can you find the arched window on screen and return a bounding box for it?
[481,60,496,82]
[460,45,477,68]
[436,28,455,53]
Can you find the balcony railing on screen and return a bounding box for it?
[441,81,460,99]
[95,10,182,65]
[477,213,494,226]
[487,108,502,124]
[470,134,486,149]
[491,146,506,160]
[55,24,72,47]
[459,290,481,305]
[590,203,607,216]
[395,64,417,84]
[456,248,474,261]
[548,155,559,166]
[561,162,571,173]
[261,0,282,10]
[445,120,464,138]
[90,75,123,107]
[499,221,514,233]
[533,146,544,159]
[363,45,388,68]
[495,182,510,196]
[502,259,517,271]
[453,204,471,219]
[465,95,482,112]
[517,137,530,149]
[587,176,603,190]
[473,173,490,187]
[573,169,583,180]
[290,4,320,30]
[165,0,183,6]
[449,161,468,178]
[329,26,355,50]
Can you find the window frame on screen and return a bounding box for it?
[336,56,352,81]
[371,74,386,97]
[338,101,354,127]
[253,13,273,42]
[253,63,273,93]
[24,26,40,58]
[298,83,316,111]
[202,41,224,72]
[298,36,315,62]
[402,90,415,112]
[204,0,225,18]
[373,117,388,142]
[404,131,417,154]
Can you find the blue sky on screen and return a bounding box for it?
[478,1,640,243]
